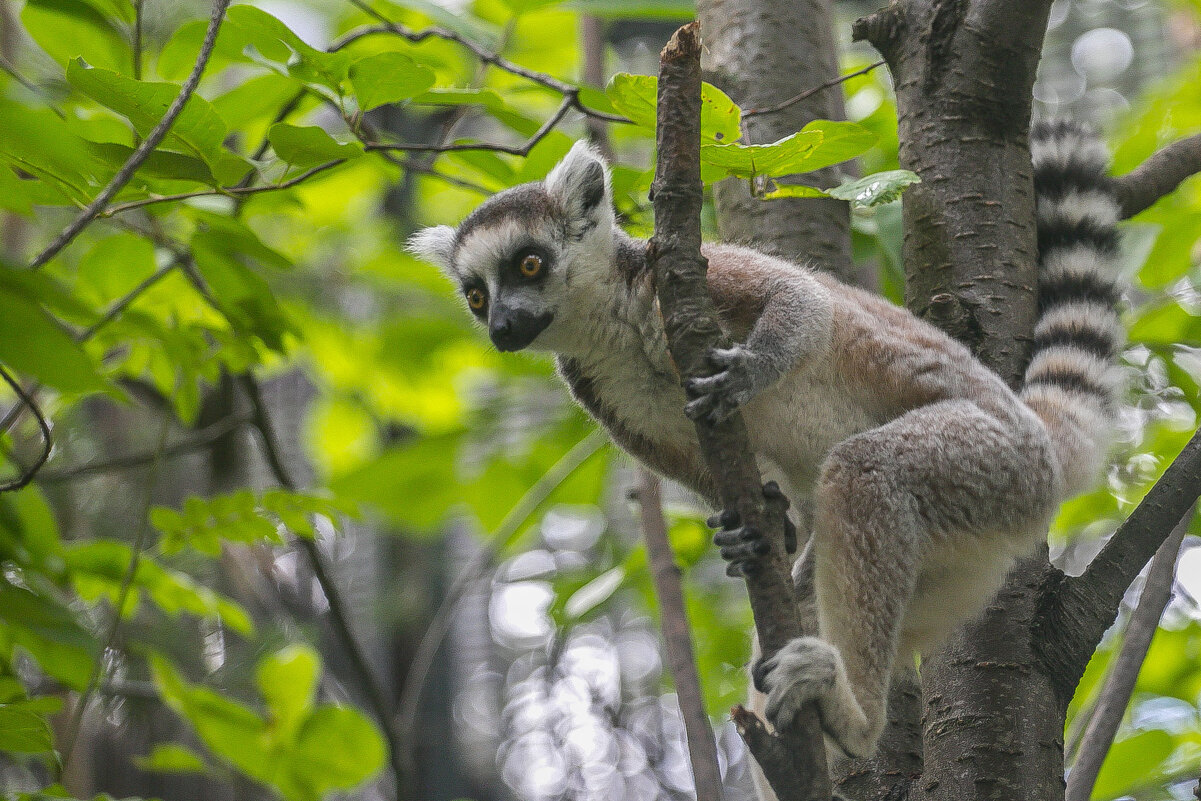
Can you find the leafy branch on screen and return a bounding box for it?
[28,0,233,270]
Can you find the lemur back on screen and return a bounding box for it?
[408,120,1122,761]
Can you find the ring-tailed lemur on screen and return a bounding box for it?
[408,120,1122,760]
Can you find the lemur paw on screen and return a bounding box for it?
[708,482,797,577]
[684,345,758,424]
[755,636,839,731]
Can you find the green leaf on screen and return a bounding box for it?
[133,743,210,774]
[86,141,220,187]
[826,169,920,207]
[66,60,233,177]
[349,52,436,111]
[21,0,128,73]
[0,278,108,393]
[607,73,742,143]
[268,124,362,169]
[701,131,823,179]
[1091,729,1174,799]
[0,99,103,205]
[256,645,319,740]
[564,0,693,17]
[797,119,878,171]
[223,5,350,93]
[287,706,386,795]
[760,184,829,200]
[0,704,54,753]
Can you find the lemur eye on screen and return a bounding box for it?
[466,287,487,311]
[519,253,543,277]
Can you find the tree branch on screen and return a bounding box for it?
[0,365,52,493]
[649,22,828,801]
[36,413,250,484]
[1114,133,1201,219]
[1036,426,1201,700]
[636,469,724,801]
[1065,506,1192,801]
[741,61,885,118]
[237,373,407,791]
[29,0,233,269]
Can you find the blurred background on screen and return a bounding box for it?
[0,0,1200,799]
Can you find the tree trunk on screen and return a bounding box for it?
[696,0,854,281]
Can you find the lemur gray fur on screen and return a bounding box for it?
[408,120,1123,760]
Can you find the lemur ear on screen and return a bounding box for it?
[545,140,611,220]
[406,225,457,274]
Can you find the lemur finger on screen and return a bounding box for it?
[684,395,717,421]
[783,516,797,553]
[712,525,761,547]
[707,509,741,529]
[707,346,745,367]
[685,371,731,395]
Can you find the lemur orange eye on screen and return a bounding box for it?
[466,287,486,310]
[519,253,543,277]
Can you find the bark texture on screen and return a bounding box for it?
[853,1,1066,799]
[696,0,854,280]
[649,23,829,800]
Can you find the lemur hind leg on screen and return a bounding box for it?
[757,399,1057,759]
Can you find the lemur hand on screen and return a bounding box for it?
[708,481,797,577]
[684,345,765,424]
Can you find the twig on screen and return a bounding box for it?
[636,469,724,801]
[332,6,628,123]
[365,96,574,157]
[37,413,250,484]
[396,429,608,768]
[59,411,172,775]
[0,366,52,493]
[742,60,886,118]
[1065,505,1194,801]
[29,0,233,269]
[1114,133,1201,219]
[237,372,406,792]
[101,161,346,217]
[77,255,186,341]
[649,23,828,800]
[0,53,66,118]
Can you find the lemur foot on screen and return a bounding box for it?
[754,637,875,760]
[684,344,760,424]
[708,482,797,577]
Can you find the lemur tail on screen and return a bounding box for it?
[1020,120,1124,496]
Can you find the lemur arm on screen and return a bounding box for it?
[684,245,834,424]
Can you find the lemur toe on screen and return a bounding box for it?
[760,637,839,731]
[761,481,797,553]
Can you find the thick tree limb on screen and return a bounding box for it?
[1114,133,1201,219]
[1035,426,1201,699]
[648,22,828,801]
[636,469,725,801]
[1065,507,1192,801]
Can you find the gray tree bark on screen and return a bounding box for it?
[696,0,855,281]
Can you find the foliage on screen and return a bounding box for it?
[0,0,1196,799]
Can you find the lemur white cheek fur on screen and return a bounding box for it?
[408,120,1123,767]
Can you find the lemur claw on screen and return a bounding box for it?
[709,482,797,575]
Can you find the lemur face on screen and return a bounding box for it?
[408,141,616,353]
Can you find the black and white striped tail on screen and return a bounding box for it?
[1021,120,1124,495]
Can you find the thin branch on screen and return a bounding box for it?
[332,7,628,123]
[649,23,827,800]
[59,411,171,776]
[29,0,233,269]
[1065,505,1193,801]
[77,254,186,341]
[636,469,724,801]
[1114,133,1201,219]
[0,53,66,118]
[741,61,886,118]
[237,372,406,791]
[365,96,574,157]
[36,413,250,484]
[100,160,347,217]
[1036,426,1201,696]
[0,366,52,493]
[396,429,608,768]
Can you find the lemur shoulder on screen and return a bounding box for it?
[409,120,1123,760]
